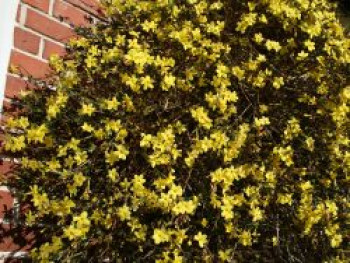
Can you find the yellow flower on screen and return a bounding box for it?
[273,77,284,89]
[103,97,120,110]
[192,27,201,41]
[259,104,269,113]
[153,228,170,244]
[190,106,212,130]
[49,54,64,72]
[239,230,252,246]
[93,129,105,140]
[265,171,276,185]
[201,218,208,227]
[64,211,90,240]
[297,51,309,60]
[124,74,140,92]
[73,172,86,187]
[223,124,250,162]
[272,236,279,246]
[300,181,312,191]
[80,103,95,116]
[47,105,60,119]
[140,75,154,90]
[206,21,225,36]
[85,55,97,68]
[259,14,268,23]
[172,199,197,215]
[117,205,131,221]
[108,168,118,182]
[216,64,230,78]
[74,150,88,165]
[254,33,264,44]
[168,185,183,198]
[231,66,245,80]
[254,116,270,128]
[273,146,294,166]
[31,185,49,210]
[218,249,232,262]
[105,145,129,164]
[304,39,315,51]
[141,20,157,32]
[4,135,26,152]
[162,74,176,90]
[174,229,188,245]
[210,2,223,10]
[221,204,234,220]
[47,159,61,171]
[305,137,315,151]
[277,193,293,206]
[27,124,48,144]
[74,211,90,227]
[330,234,342,248]
[265,40,281,52]
[325,200,338,217]
[105,119,122,133]
[194,232,207,248]
[81,122,94,133]
[250,207,264,222]
[236,13,257,33]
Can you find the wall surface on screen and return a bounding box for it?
[0,0,101,261]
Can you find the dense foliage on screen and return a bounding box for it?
[2,0,349,262]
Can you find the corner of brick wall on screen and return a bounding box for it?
[0,0,102,259]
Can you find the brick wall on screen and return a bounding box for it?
[0,0,101,260]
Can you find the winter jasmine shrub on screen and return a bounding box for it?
[2,0,349,262]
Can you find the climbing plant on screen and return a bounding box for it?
[2,0,349,262]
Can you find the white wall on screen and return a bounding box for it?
[0,4,28,260]
[0,0,20,114]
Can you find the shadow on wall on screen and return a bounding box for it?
[339,0,350,11]
[336,0,350,30]
[0,223,34,262]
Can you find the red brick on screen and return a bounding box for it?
[78,0,100,8]
[65,0,104,17]
[1,100,23,122]
[54,0,91,26]
[0,191,14,221]
[43,40,66,60]
[14,28,40,55]
[4,75,27,99]
[25,9,75,43]
[0,224,34,252]
[0,101,15,118]
[19,203,31,218]
[0,161,14,179]
[9,50,51,79]
[5,75,36,99]
[22,0,50,13]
